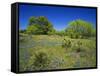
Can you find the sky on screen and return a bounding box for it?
[19,4,96,31]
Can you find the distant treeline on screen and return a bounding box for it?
[19,16,96,38]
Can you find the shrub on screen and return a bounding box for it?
[65,19,95,38]
[75,41,83,53]
[32,52,50,70]
[77,41,82,46]
[62,39,72,50]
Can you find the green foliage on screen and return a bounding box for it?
[91,28,96,36]
[19,35,96,71]
[27,24,38,34]
[55,30,66,36]
[47,29,56,35]
[27,16,54,35]
[26,24,43,34]
[19,29,26,34]
[75,41,83,53]
[62,39,72,49]
[19,15,96,71]
[21,16,96,38]
[66,19,95,38]
[32,52,50,70]
[29,16,37,25]
[77,41,82,47]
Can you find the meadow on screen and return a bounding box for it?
[19,33,96,71]
[19,16,96,71]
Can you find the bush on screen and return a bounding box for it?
[62,39,72,50]
[32,52,50,70]
[75,41,83,53]
[47,29,56,35]
[65,19,95,38]
[77,41,82,46]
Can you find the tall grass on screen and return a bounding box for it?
[19,34,96,71]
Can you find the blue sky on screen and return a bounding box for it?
[19,4,96,31]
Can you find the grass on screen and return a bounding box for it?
[19,33,96,71]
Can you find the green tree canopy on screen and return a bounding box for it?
[27,16,54,34]
[65,19,96,38]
